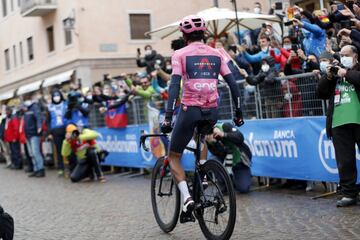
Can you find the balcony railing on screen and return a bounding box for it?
[21,0,57,17]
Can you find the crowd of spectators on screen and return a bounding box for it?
[0,1,359,192]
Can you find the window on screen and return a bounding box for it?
[27,37,34,61]
[19,41,24,64]
[129,13,151,40]
[12,45,16,67]
[2,0,7,17]
[46,26,55,52]
[63,20,72,45]
[4,49,10,70]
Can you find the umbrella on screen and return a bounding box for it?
[146,7,281,39]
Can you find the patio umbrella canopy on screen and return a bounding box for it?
[146,7,281,39]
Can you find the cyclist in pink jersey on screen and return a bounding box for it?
[161,15,244,223]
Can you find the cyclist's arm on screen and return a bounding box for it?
[166,74,181,114]
[223,74,241,110]
[165,52,183,116]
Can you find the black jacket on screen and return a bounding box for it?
[317,63,360,138]
[24,102,43,138]
[136,50,165,74]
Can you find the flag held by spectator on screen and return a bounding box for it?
[105,104,128,128]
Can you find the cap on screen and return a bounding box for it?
[66,124,78,134]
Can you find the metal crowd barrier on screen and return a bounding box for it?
[89,72,327,128]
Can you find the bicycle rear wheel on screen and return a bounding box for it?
[151,157,181,233]
[195,160,236,240]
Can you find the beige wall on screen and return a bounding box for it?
[0,0,272,91]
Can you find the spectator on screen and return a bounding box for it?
[136,45,166,87]
[62,124,106,183]
[270,36,302,70]
[253,2,262,14]
[128,73,156,101]
[23,94,45,177]
[3,107,21,169]
[0,109,11,168]
[317,45,360,207]
[292,17,326,58]
[0,205,14,240]
[206,122,252,193]
[47,89,67,176]
[280,78,303,117]
[18,105,33,173]
[243,56,281,118]
[65,90,90,128]
[241,35,272,64]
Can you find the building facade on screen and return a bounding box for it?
[0,0,270,99]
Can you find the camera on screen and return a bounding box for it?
[340,19,355,29]
[291,44,299,52]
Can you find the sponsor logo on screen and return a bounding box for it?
[193,82,217,91]
[318,128,360,174]
[245,130,298,158]
[195,58,215,70]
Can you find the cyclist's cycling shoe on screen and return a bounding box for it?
[180,197,195,223]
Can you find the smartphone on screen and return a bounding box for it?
[337,4,345,10]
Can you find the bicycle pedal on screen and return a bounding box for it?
[180,211,196,223]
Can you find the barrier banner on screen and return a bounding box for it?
[95,117,360,182]
[240,117,359,182]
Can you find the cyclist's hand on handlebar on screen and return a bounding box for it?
[161,120,173,133]
[233,109,244,127]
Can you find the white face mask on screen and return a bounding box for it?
[284,93,293,101]
[53,96,61,103]
[261,64,270,72]
[320,61,329,73]
[166,65,172,70]
[103,89,111,96]
[24,100,32,107]
[341,56,354,69]
[283,44,292,50]
[145,49,152,56]
[254,7,261,14]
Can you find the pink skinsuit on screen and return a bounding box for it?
[171,42,232,108]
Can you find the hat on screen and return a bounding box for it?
[319,51,334,60]
[66,124,78,134]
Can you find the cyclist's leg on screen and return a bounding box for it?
[168,106,200,204]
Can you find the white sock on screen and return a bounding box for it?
[178,181,191,201]
[199,159,206,165]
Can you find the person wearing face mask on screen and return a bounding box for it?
[65,89,90,128]
[136,45,166,87]
[317,45,360,207]
[46,89,67,176]
[23,93,45,177]
[253,2,262,14]
[270,36,302,70]
[244,56,282,118]
[240,35,280,70]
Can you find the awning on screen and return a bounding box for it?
[42,70,74,88]
[17,80,43,95]
[0,91,14,101]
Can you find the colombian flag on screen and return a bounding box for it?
[105,103,128,128]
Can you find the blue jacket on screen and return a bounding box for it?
[67,103,90,127]
[48,101,67,130]
[24,103,43,138]
[302,21,326,58]
[243,48,280,71]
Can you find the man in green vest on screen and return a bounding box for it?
[206,122,252,193]
[318,45,360,207]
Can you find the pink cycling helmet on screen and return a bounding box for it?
[179,15,206,34]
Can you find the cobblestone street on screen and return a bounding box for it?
[2,166,360,240]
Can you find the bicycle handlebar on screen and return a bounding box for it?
[139,134,168,152]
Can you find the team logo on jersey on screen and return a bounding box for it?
[186,55,221,79]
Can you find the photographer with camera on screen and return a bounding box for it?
[61,124,106,183]
[317,45,360,207]
[206,122,252,193]
[0,205,14,240]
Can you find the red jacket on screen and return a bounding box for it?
[19,116,27,144]
[4,116,20,142]
[270,48,302,71]
[281,80,303,118]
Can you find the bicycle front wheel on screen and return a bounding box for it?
[195,159,236,240]
[151,157,181,233]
